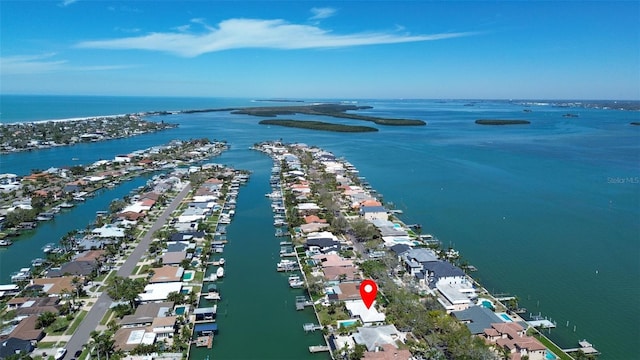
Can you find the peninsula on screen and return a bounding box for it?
[258,119,378,132]
[0,115,177,154]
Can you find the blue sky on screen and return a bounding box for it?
[1,0,639,99]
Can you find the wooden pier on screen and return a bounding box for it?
[195,334,213,348]
[303,323,323,332]
[563,340,600,356]
[309,345,330,353]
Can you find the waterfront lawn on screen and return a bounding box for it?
[529,330,573,360]
[317,302,350,326]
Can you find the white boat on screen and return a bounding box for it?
[288,275,305,288]
[216,266,225,278]
[42,243,56,253]
[0,239,13,246]
[277,259,298,272]
[10,268,31,283]
[59,202,74,208]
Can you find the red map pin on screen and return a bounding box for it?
[359,279,378,309]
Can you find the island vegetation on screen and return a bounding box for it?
[232,104,426,126]
[258,119,378,132]
[475,119,531,125]
[169,104,426,126]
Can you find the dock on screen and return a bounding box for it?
[309,345,330,353]
[195,335,213,348]
[528,319,556,328]
[303,323,323,332]
[295,296,314,310]
[563,340,600,356]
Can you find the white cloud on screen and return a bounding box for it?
[0,53,133,75]
[310,7,337,20]
[76,18,476,57]
[59,0,79,7]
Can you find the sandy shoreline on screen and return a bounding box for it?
[2,114,132,126]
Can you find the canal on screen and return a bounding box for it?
[0,175,153,283]
[188,148,329,360]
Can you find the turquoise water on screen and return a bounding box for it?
[0,96,638,359]
[481,300,495,310]
[182,270,195,282]
[175,306,186,315]
[337,320,358,328]
[498,313,513,322]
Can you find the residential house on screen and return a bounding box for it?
[352,325,404,351]
[360,206,388,222]
[120,302,174,328]
[0,338,34,359]
[362,344,412,360]
[30,276,78,296]
[452,306,503,335]
[483,322,547,360]
[6,315,44,342]
[149,266,184,284]
[344,300,386,324]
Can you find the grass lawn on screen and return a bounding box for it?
[533,333,573,360]
[37,341,58,349]
[65,310,88,335]
[45,317,70,335]
[316,303,350,326]
[100,309,114,326]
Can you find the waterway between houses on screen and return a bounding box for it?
[0,175,153,283]
[189,149,328,360]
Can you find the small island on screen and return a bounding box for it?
[259,119,378,132]
[232,104,426,126]
[475,119,531,125]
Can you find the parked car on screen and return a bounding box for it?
[54,348,67,360]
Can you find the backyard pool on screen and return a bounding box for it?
[496,313,513,322]
[174,305,189,315]
[337,319,359,328]
[182,270,196,282]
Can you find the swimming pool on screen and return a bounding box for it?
[478,298,495,310]
[337,319,359,328]
[497,313,513,322]
[182,270,195,281]
[175,305,187,315]
[545,351,556,360]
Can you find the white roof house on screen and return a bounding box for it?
[138,282,183,303]
[344,300,386,324]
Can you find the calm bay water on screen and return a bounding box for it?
[0,95,638,359]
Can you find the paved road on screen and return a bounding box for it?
[63,184,192,359]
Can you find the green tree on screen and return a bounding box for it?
[106,276,146,308]
[36,311,57,329]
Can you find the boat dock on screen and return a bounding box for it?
[195,334,213,348]
[295,295,314,310]
[308,345,330,353]
[303,323,323,332]
[563,340,600,356]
